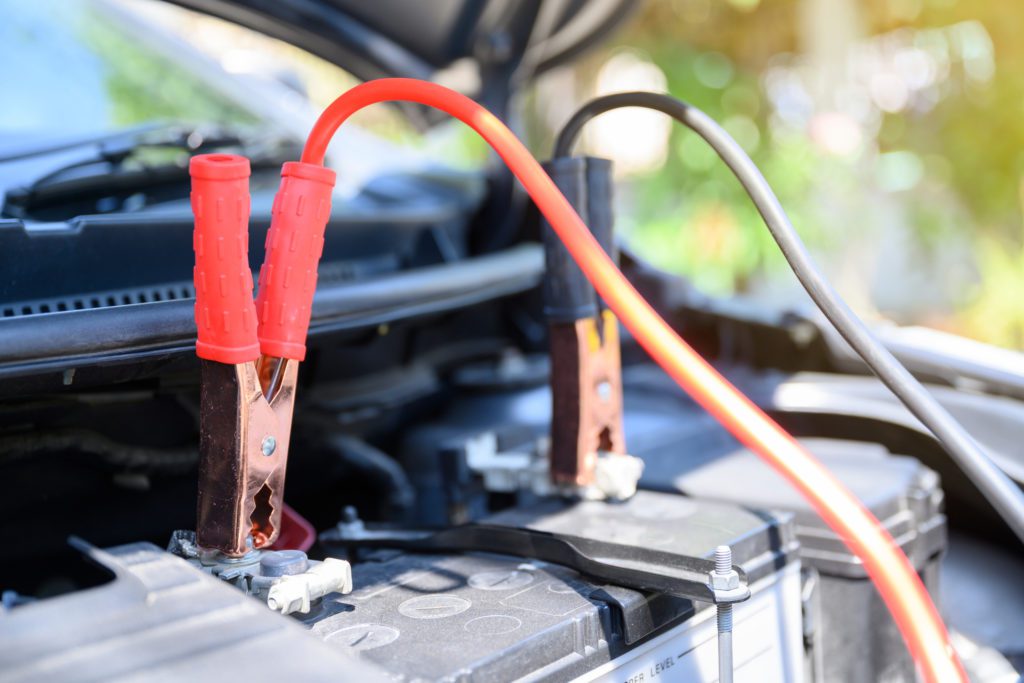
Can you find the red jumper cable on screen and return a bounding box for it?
[292,78,966,683]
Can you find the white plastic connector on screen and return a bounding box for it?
[589,451,644,501]
[266,558,352,615]
[465,432,644,501]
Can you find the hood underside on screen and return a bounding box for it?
[166,0,638,118]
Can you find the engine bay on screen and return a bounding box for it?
[2,4,1024,682]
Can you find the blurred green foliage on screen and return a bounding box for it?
[549,0,1024,349]
[78,7,259,129]
[616,42,828,295]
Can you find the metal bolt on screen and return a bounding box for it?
[714,545,734,683]
[715,545,732,574]
[261,436,277,457]
[596,381,612,402]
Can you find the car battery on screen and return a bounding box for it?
[311,490,805,682]
[642,438,946,683]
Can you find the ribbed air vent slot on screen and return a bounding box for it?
[2,283,196,319]
[2,257,400,320]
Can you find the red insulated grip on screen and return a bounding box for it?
[255,161,337,360]
[190,154,260,364]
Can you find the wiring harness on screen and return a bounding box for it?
[290,78,965,682]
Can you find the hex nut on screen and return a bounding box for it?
[707,568,740,591]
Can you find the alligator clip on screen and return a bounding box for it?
[548,311,627,487]
[190,154,336,557]
[542,157,630,491]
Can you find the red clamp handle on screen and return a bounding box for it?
[255,161,336,360]
[190,154,260,364]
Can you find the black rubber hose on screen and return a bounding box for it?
[554,91,1024,544]
[328,435,416,518]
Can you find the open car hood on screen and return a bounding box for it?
[166,0,638,118]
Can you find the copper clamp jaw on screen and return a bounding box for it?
[549,310,628,489]
[196,357,299,557]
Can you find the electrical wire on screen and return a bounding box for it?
[554,91,1024,548]
[300,78,966,683]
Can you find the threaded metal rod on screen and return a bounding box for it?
[714,545,734,683]
[717,603,733,632]
[715,546,732,574]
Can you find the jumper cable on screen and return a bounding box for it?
[296,78,965,683]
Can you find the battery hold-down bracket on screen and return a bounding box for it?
[321,516,751,605]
